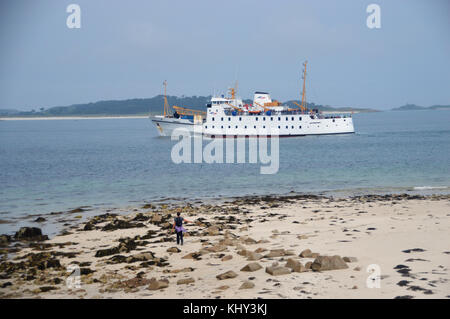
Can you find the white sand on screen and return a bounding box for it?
[1,196,449,299]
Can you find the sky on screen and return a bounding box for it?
[0,0,449,111]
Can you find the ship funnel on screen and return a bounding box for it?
[253,92,272,106]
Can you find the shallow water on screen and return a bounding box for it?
[0,110,449,234]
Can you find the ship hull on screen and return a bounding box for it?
[151,114,354,137]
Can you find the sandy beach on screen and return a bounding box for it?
[0,193,449,299]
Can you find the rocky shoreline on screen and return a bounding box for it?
[0,193,449,299]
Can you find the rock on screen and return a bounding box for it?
[80,268,95,275]
[14,227,48,241]
[265,266,291,276]
[353,266,361,271]
[34,217,46,223]
[1,282,12,288]
[243,237,257,244]
[39,286,58,293]
[0,234,11,246]
[299,249,312,258]
[264,249,286,258]
[177,277,195,285]
[219,238,236,246]
[126,252,154,263]
[240,262,262,272]
[305,261,312,270]
[285,258,307,272]
[83,222,95,231]
[167,247,181,253]
[170,267,194,273]
[151,214,162,223]
[239,281,255,289]
[121,277,151,289]
[254,247,267,253]
[147,278,169,290]
[95,247,120,258]
[237,249,250,257]
[106,255,127,264]
[221,255,233,262]
[133,213,150,222]
[343,256,358,263]
[216,285,229,290]
[205,245,227,253]
[310,253,320,258]
[247,252,263,261]
[311,255,348,271]
[182,252,202,260]
[216,271,238,280]
[101,219,145,231]
[206,226,220,236]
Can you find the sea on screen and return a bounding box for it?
[0,110,449,236]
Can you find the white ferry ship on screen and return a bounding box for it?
[151,62,355,137]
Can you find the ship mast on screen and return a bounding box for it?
[300,61,307,111]
[163,80,170,117]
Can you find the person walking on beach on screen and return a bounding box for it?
[173,212,192,245]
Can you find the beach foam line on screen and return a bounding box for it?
[413,186,449,190]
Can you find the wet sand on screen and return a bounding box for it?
[0,193,449,299]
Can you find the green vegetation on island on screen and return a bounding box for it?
[0,95,380,118]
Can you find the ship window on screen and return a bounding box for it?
[299,117,302,121]
[263,117,266,121]
[263,125,266,128]
[291,126,294,129]
[286,117,288,121]
[254,125,256,129]
[205,126,207,128]
[221,117,224,121]
[286,126,288,129]
[235,125,238,128]
[228,117,231,121]
[239,117,242,121]
[228,125,231,129]
[245,125,247,129]
[332,119,335,122]
[212,125,215,128]
[256,117,258,121]
[278,117,281,121]
[299,126,301,129]
[212,117,215,121]
[221,125,223,129]
[291,117,294,121]
[270,117,273,121]
[278,126,280,129]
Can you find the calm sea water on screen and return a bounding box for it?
[0,110,449,234]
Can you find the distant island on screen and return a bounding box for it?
[391,103,450,111]
[0,95,378,118]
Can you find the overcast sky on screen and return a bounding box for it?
[0,0,449,110]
